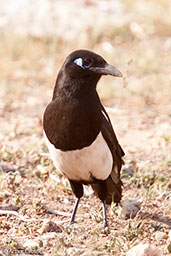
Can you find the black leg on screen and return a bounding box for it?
[102,200,108,228]
[69,180,83,225]
[69,198,80,225]
[91,181,108,227]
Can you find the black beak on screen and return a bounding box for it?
[89,64,123,77]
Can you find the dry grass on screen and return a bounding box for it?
[0,0,171,255]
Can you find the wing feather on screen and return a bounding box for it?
[101,105,124,204]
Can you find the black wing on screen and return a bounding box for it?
[101,105,124,204]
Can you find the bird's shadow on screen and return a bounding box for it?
[138,211,171,229]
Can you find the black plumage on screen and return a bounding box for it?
[43,49,124,227]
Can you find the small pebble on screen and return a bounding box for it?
[169,230,171,240]
[67,247,81,256]
[39,219,62,234]
[120,199,141,219]
[0,204,20,211]
[155,231,166,240]
[167,230,171,253]
[126,243,160,256]
[23,240,39,250]
[122,164,134,176]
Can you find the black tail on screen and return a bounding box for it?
[105,174,122,205]
[91,169,123,205]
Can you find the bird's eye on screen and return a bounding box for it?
[73,57,94,69]
[83,58,94,68]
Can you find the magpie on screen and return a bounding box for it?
[43,49,125,227]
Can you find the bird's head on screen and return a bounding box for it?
[62,49,123,79]
[53,49,123,99]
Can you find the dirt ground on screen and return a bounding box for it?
[0,0,171,255]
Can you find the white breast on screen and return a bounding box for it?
[44,132,113,182]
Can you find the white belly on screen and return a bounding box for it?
[44,132,113,182]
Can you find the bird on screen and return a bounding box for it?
[43,49,125,227]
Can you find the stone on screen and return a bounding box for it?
[122,164,134,176]
[39,219,62,234]
[23,240,39,250]
[155,231,166,240]
[126,243,160,256]
[167,230,171,253]
[1,204,20,211]
[120,199,141,219]
[67,247,82,256]
[169,230,171,240]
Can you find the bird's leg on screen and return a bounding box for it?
[102,200,108,228]
[69,180,83,225]
[69,198,80,225]
[92,181,108,228]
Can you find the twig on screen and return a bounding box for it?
[0,210,26,221]
[43,205,90,218]
[39,153,50,157]
[49,173,61,184]
[55,219,71,225]
[0,210,43,222]
[43,205,71,216]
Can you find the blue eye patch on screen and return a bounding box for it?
[74,58,94,69]
[74,58,84,68]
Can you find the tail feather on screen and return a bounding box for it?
[91,170,123,205]
[105,175,122,205]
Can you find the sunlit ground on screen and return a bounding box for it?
[0,0,171,255]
